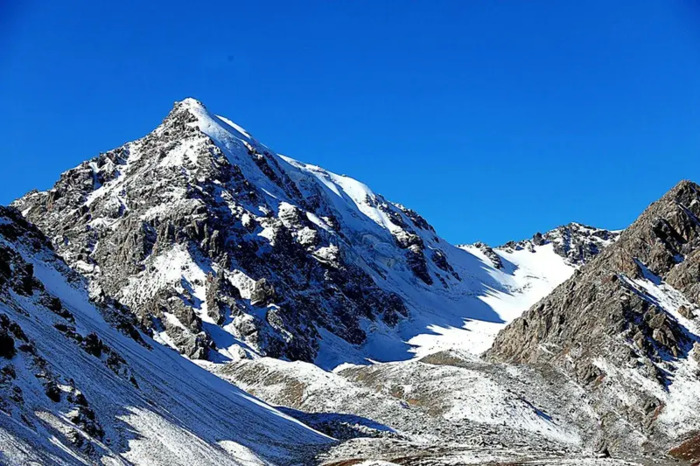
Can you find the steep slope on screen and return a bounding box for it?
[14,99,617,369]
[488,180,700,461]
[0,206,332,465]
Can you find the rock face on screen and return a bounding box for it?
[488,180,700,459]
[14,98,468,365]
[0,206,331,465]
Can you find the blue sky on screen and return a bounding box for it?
[2,1,699,244]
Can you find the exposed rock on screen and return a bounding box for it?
[250,278,276,306]
[499,222,621,266]
[472,241,503,269]
[0,329,15,359]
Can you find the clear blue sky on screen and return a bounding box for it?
[2,1,699,244]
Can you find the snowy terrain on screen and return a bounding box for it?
[9,98,697,465]
[0,207,332,465]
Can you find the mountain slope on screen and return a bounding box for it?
[488,180,700,460]
[14,98,618,369]
[0,206,332,465]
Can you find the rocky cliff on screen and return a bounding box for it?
[488,180,700,460]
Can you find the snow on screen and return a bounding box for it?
[440,371,581,444]
[0,221,332,465]
[278,155,579,365]
[121,244,208,317]
[118,245,265,361]
[615,266,700,436]
[83,144,136,208]
[361,241,578,362]
[176,99,291,203]
[158,140,202,167]
[215,115,252,140]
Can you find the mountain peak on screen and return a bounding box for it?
[14,99,465,366]
[668,178,699,193]
[164,97,211,125]
[161,97,259,154]
[176,96,206,108]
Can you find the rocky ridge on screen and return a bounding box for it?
[488,180,700,461]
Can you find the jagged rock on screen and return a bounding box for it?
[205,273,239,324]
[0,329,15,359]
[169,327,209,360]
[532,232,545,246]
[250,278,276,306]
[472,241,504,269]
[677,304,695,319]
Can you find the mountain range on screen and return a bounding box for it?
[2,98,698,465]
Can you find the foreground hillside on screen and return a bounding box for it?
[0,206,331,465]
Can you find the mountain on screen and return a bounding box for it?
[13,98,617,370]
[488,180,700,460]
[214,184,699,465]
[0,206,332,465]
[6,97,696,464]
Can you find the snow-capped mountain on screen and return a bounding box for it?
[4,97,699,465]
[0,206,332,465]
[14,99,616,370]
